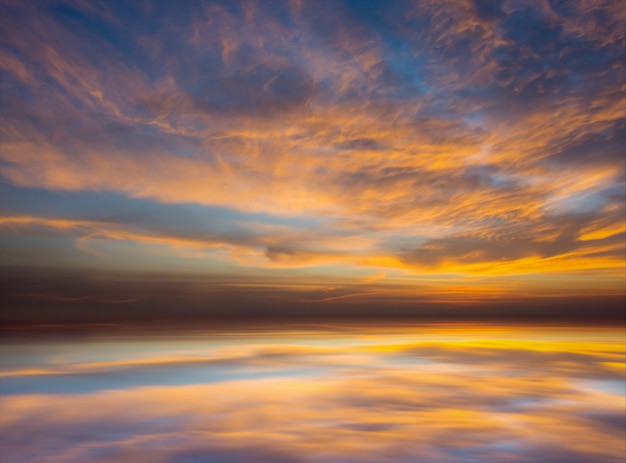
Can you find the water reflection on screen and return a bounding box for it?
[1,323,624,462]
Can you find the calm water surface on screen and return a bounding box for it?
[1,323,624,462]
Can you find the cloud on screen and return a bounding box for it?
[1,265,624,327]
[1,327,624,462]
[0,0,624,297]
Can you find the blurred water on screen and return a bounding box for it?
[1,322,624,463]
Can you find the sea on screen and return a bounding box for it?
[1,322,624,463]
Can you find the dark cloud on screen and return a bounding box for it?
[399,207,625,267]
[334,138,386,151]
[1,268,624,329]
[547,120,626,166]
[190,64,317,118]
[472,0,506,22]
[164,448,300,463]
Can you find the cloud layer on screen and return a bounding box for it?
[0,0,624,311]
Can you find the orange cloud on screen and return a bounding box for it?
[0,0,623,299]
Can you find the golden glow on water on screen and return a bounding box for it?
[0,323,624,463]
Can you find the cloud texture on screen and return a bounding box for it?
[1,324,624,462]
[0,0,624,313]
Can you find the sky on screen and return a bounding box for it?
[0,0,625,324]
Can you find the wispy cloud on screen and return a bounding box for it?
[0,0,624,305]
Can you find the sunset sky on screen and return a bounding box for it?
[1,0,624,324]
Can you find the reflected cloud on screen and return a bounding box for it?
[0,324,624,462]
